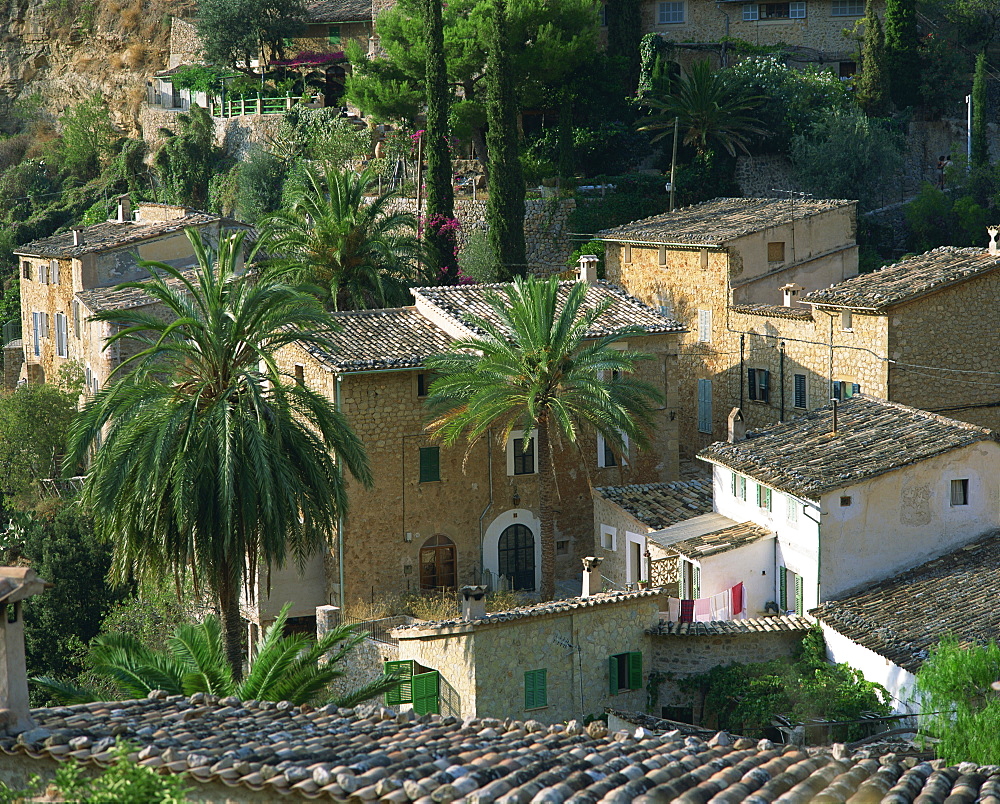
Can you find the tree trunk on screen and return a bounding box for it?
[218,568,244,681]
[537,418,556,601]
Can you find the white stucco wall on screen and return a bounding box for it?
[818,441,1000,600]
[484,508,543,591]
[820,623,918,715]
[692,537,775,616]
[244,549,328,624]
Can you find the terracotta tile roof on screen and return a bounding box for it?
[596,197,855,247]
[13,214,218,258]
[412,281,685,338]
[9,696,990,801]
[305,307,455,373]
[648,615,812,636]
[393,590,660,635]
[730,303,813,321]
[594,478,713,530]
[699,395,998,501]
[75,267,201,314]
[804,247,1000,310]
[662,520,771,560]
[306,0,371,22]
[812,532,1000,673]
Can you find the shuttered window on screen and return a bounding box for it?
[524,669,547,709]
[50,259,60,285]
[748,368,770,403]
[412,670,440,715]
[794,573,804,615]
[55,312,68,358]
[779,566,787,610]
[72,300,81,339]
[31,312,40,357]
[697,309,712,342]
[793,374,807,409]
[609,652,642,694]
[757,484,772,511]
[383,660,414,706]
[419,447,440,483]
[697,379,712,434]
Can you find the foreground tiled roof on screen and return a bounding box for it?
[393,590,660,635]
[664,521,771,560]
[75,267,201,313]
[307,0,372,21]
[412,281,685,338]
[595,478,713,530]
[730,303,813,321]
[13,214,218,258]
[804,247,1000,310]
[7,697,991,802]
[699,396,998,500]
[812,532,1000,673]
[597,197,855,247]
[647,615,812,636]
[305,307,455,373]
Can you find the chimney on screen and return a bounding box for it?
[460,585,487,621]
[581,556,604,598]
[116,194,131,224]
[72,229,83,246]
[989,226,999,256]
[728,407,746,443]
[577,254,599,284]
[0,568,50,734]
[780,282,803,307]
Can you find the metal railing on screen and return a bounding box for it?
[209,94,297,118]
[340,614,413,647]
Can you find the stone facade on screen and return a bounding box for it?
[166,17,201,69]
[603,201,858,456]
[591,491,662,590]
[395,594,663,724]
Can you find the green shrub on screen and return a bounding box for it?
[568,173,670,236]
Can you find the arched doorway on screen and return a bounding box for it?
[420,534,456,591]
[498,524,535,591]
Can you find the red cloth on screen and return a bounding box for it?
[731,582,744,616]
[679,599,694,623]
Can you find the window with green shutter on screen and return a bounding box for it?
[779,566,787,610]
[419,446,440,483]
[412,670,440,714]
[794,573,804,616]
[524,668,547,709]
[757,484,772,511]
[328,25,341,44]
[609,651,642,693]
[383,660,414,705]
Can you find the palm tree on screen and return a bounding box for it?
[32,604,401,707]
[264,164,423,311]
[424,276,663,600]
[67,229,372,678]
[638,60,768,156]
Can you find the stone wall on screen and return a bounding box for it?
[138,105,286,159]
[735,155,796,199]
[167,17,201,69]
[591,491,659,590]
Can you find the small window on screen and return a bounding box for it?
[790,2,806,18]
[54,312,68,358]
[793,374,807,409]
[21,262,30,280]
[697,378,712,434]
[831,0,863,14]
[757,484,772,512]
[658,1,685,23]
[294,364,305,386]
[697,309,712,343]
[525,668,547,709]
[600,525,617,550]
[50,259,60,285]
[767,241,785,262]
[417,372,430,397]
[609,651,642,693]
[328,25,341,45]
[419,446,440,483]
[623,244,632,264]
[841,310,853,331]
[658,246,667,266]
[556,539,569,555]
[840,495,852,507]
[786,495,798,522]
[743,3,759,20]
[512,435,535,475]
[748,368,770,403]
[597,431,627,468]
[951,479,969,506]
[731,473,747,501]
[72,300,81,339]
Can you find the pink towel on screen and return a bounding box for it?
[731,583,744,616]
[694,598,712,619]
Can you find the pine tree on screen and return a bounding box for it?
[485,0,527,279]
[855,0,890,117]
[423,0,457,282]
[883,0,919,108]
[972,52,990,168]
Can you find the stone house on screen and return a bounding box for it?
[812,531,1000,714]
[698,394,1000,618]
[11,198,246,390]
[270,277,685,617]
[598,197,858,456]
[729,244,1000,436]
[591,478,712,588]
[629,0,880,75]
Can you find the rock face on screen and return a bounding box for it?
[0,0,192,133]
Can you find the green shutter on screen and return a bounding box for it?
[693,564,701,599]
[383,660,414,705]
[525,669,547,709]
[731,471,738,497]
[419,446,440,483]
[679,562,688,598]
[627,652,642,690]
[609,655,619,695]
[328,25,341,44]
[412,670,440,714]
[779,566,787,611]
[765,488,772,512]
[794,574,804,616]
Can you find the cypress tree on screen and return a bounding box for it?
[607,0,643,95]
[855,0,890,117]
[972,52,989,169]
[883,0,919,108]
[423,0,457,283]
[485,0,527,279]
